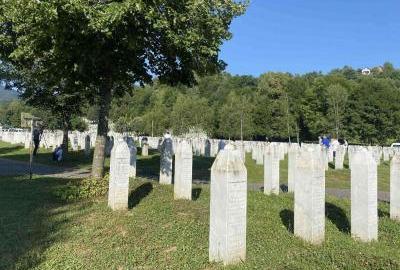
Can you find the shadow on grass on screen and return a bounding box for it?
[0,145,24,155]
[136,155,160,180]
[325,202,350,233]
[128,182,153,209]
[280,209,294,233]
[192,188,202,201]
[328,162,335,169]
[0,175,76,269]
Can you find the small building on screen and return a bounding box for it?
[361,68,371,76]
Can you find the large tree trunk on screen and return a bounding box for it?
[62,116,70,154]
[91,79,112,179]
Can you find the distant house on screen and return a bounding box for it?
[361,68,371,75]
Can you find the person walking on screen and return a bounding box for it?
[32,126,43,156]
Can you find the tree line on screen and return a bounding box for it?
[109,63,400,145]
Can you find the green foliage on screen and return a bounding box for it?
[171,93,214,135]
[54,174,110,201]
[0,100,27,127]
[108,65,400,144]
[326,84,348,138]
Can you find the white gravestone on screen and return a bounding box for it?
[108,139,130,211]
[334,146,345,170]
[390,154,400,221]
[159,137,173,185]
[264,145,280,195]
[84,135,91,156]
[174,140,193,200]
[351,150,378,242]
[209,144,247,265]
[287,144,299,193]
[142,142,149,156]
[126,137,137,179]
[71,134,78,151]
[255,145,264,165]
[294,148,325,244]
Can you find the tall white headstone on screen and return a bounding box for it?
[287,144,299,193]
[351,150,378,241]
[159,136,173,185]
[126,137,137,179]
[264,145,280,195]
[294,148,325,244]
[390,154,400,221]
[108,139,130,211]
[84,135,91,156]
[209,144,247,265]
[334,146,345,170]
[255,144,264,165]
[174,140,193,200]
[142,142,149,156]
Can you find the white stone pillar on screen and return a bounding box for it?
[108,139,130,211]
[288,144,299,193]
[334,146,345,170]
[390,154,400,221]
[264,145,280,195]
[126,138,137,179]
[84,135,91,156]
[256,144,264,165]
[159,137,173,185]
[174,140,193,200]
[351,150,378,242]
[294,148,325,244]
[209,144,247,265]
[142,142,149,156]
[383,148,390,162]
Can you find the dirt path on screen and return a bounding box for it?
[0,158,91,179]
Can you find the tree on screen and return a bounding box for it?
[218,92,253,140]
[171,93,213,136]
[254,72,292,140]
[1,0,247,178]
[326,84,348,139]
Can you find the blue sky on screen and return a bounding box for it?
[220,0,400,76]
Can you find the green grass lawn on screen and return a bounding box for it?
[1,175,399,269]
[0,141,93,169]
[0,141,391,191]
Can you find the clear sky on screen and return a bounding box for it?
[220,0,400,76]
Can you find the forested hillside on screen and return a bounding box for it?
[110,63,400,145]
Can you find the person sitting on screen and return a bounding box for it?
[52,145,64,162]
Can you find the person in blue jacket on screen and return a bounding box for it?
[321,136,330,149]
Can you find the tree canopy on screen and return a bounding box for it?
[108,64,400,145]
[0,0,247,178]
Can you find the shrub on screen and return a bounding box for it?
[54,174,109,201]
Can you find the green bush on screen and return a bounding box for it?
[54,174,109,201]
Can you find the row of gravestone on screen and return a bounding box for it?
[108,137,400,266]
[0,130,95,155]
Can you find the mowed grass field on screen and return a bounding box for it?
[1,176,400,270]
[0,141,391,191]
